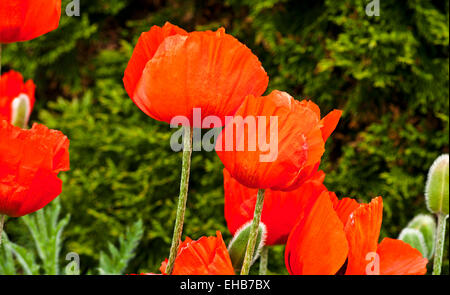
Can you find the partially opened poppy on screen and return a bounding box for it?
[0,70,35,125]
[0,0,61,43]
[216,90,342,191]
[224,168,328,245]
[285,194,428,275]
[123,22,269,127]
[0,120,69,217]
[159,231,235,275]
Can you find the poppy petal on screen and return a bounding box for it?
[331,195,360,225]
[123,22,188,100]
[134,27,268,126]
[224,169,327,245]
[377,238,428,275]
[344,197,383,275]
[216,91,325,190]
[160,231,234,275]
[0,121,69,217]
[320,110,342,142]
[285,192,348,275]
[0,0,61,43]
[0,70,35,123]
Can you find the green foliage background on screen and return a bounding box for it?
[2,0,448,274]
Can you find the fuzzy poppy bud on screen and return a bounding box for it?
[227,221,267,272]
[425,154,449,216]
[11,94,31,128]
[405,214,436,259]
[398,228,428,258]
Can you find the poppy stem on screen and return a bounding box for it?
[432,212,448,275]
[241,188,265,275]
[259,246,269,275]
[166,125,193,275]
[0,214,5,246]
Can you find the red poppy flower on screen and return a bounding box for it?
[216,90,342,191]
[159,231,235,275]
[123,22,268,127]
[285,194,428,275]
[0,70,35,124]
[0,0,61,43]
[0,120,69,217]
[224,168,328,245]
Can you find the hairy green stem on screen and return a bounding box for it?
[0,214,5,246]
[241,189,265,275]
[259,246,269,275]
[166,126,193,275]
[432,213,448,275]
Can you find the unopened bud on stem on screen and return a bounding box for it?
[11,94,31,129]
[228,221,267,272]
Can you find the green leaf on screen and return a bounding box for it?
[98,219,144,275]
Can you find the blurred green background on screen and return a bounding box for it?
[2,0,449,274]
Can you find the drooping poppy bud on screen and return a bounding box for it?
[425,154,449,216]
[123,22,269,127]
[159,231,235,275]
[224,168,328,245]
[0,70,35,126]
[0,0,61,43]
[405,214,436,259]
[227,221,267,272]
[398,228,428,259]
[0,120,70,217]
[216,90,342,191]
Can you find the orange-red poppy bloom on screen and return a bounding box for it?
[0,120,69,217]
[0,0,61,43]
[0,70,35,124]
[224,168,328,245]
[285,193,428,275]
[216,90,342,191]
[160,231,235,275]
[123,22,268,127]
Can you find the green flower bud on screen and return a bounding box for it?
[228,221,267,272]
[11,94,31,129]
[425,154,449,216]
[406,214,436,258]
[398,228,428,258]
